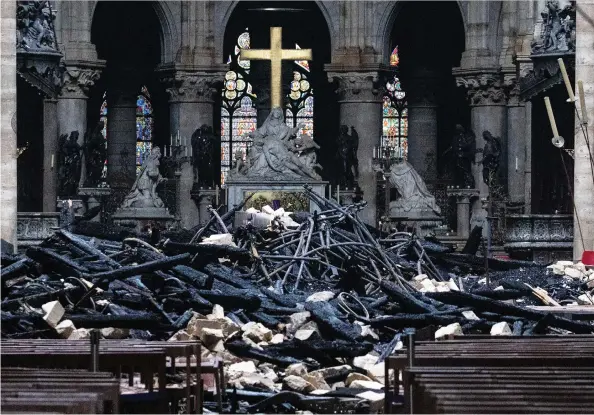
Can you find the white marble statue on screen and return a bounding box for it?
[230,107,321,181]
[388,160,441,217]
[121,147,165,208]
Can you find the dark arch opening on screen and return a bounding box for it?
[388,1,466,227]
[222,1,336,182]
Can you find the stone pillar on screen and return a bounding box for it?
[403,70,441,181]
[43,98,59,212]
[574,0,594,258]
[505,78,527,204]
[160,69,223,228]
[456,72,507,231]
[1,0,17,251]
[57,63,103,188]
[524,100,532,213]
[327,69,383,225]
[106,77,137,191]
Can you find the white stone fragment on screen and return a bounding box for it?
[447,278,460,291]
[210,304,225,320]
[462,310,480,321]
[356,391,385,413]
[270,333,284,344]
[419,279,436,293]
[262,205,275,215]
[242,322,273,343]
[245,207,259,214]
[285,363,308,377]
[55,319,75,338]
[68,328,91,340]
[100,327,129,339]
[556,260,575,267]
[490,321,512,336]
[306,291,335,302]
[349,380,384,390]
[284,375,315,393]
[228,361,257,377]
[310,365,351,379]
[199,233,236,247]
[345,372,373,386]
[41,301,65,328]
[303,372,331,390]
[565,267,585,279]
[413,274,428,282]
[353,354,378,370]
[578,294,594,305]
[169,330,191,341]
[434,323,463,340]
[200,328,224,350]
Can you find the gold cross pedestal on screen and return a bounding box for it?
[240,27,312,109]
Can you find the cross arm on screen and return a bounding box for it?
[240,49,272,60]
[281,49,312,61]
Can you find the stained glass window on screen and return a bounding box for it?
[390,46,400,67]
[221,28,258,186]
[285,69,314,137]
[100,86,154,176]
[382,74,408,159]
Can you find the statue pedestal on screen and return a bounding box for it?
[332,187,359,206]
[191,185,219,225]
[78,187,112,222]
[112,207,176,233]
[225,178,328,213]
[446,187,480,239]
[387,213,443,238]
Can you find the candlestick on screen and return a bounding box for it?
[50,154,54,169]
[215,185,219,205]
[170,134,173,146]
[515,157,518,172]
[578,80,589,124]
[337,185,340,205]
[544,97,560,137]
[557,58,576,102]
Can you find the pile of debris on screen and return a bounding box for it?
[2,187,593,413]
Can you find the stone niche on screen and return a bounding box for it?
[225,179,327,214]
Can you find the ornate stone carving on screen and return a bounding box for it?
[531,0,575,55]
[387,160,441,218]
[228,107,322,181]
[327,72,382,102]
[60,67,102,98]
[162,72,223,102]
[16,212,60,248]
[16,1,57,51]
[191,124,219,187]
[456,74,506,106]
[503,75,522,106]
[121,147,165,208]
[336,125,359,187]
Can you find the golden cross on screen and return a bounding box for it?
[240,27,312,109]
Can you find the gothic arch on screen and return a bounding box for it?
[376,0,467,63]
[90,0,178,64]
[215,0,336,62]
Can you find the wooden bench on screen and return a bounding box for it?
[1,338,204,414]
[1,368,120,413]
[384,334,594,413]
[403,366,594,413]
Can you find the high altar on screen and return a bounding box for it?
[225,27,327,213]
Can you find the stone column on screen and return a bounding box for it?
[43,98,59,212]
[327,69,383,225]
[505,78,527,204]
[160,69,223,228]
[1,0,17,251]
[574,0,594,258]
[57,63,103,189]
[403,70,441,181]
[456,72,508,231]
[106,69,138,192]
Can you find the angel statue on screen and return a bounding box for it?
[121,147,165,208]
[443,124,476,188]
[388,160,441,217]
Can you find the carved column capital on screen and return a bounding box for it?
[455,72,507,106]
[327,71,383,102]
[59,63,104,99]
[503,75,522,106]
[160,70,224,103]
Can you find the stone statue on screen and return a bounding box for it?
[191,125,218,186]
[336,125,359,186]
[231,107,321,181]
[289,134,323,174]
[233,148,247,175]
[121,147,165,208]
[532,0,575,54]
[16,1,56,51]
[388,160,441,217]
[481,131,502,186]
[82,121,107,187]
[445,124,476,188]
[58,131,82,197]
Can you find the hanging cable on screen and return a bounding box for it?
[559,149,586,250]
